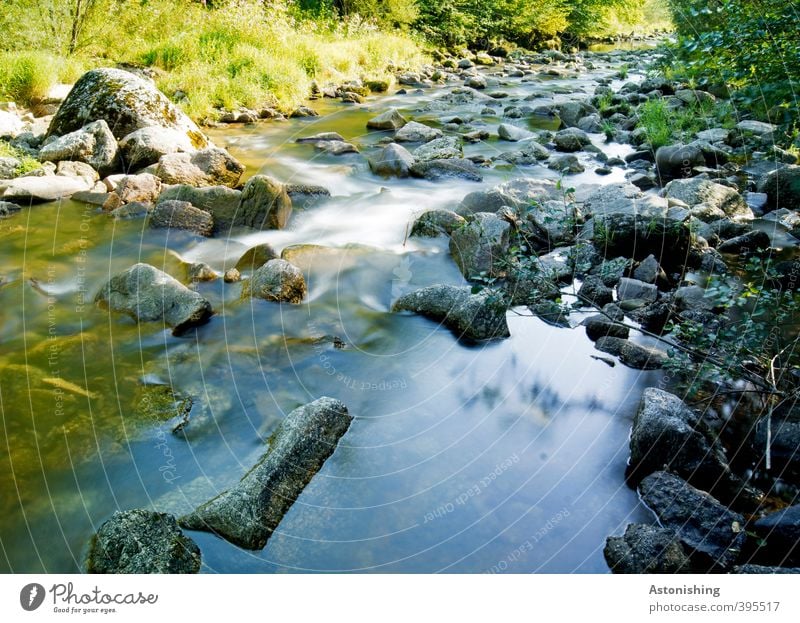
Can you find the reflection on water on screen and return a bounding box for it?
[0,51,659,573]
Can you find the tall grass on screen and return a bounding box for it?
[0,52,86,105]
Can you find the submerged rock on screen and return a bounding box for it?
[87,509,200,573]
[594,336,667,369]
[604,523,691,574]
[39,120,118,175]
[180,397,352,549]
[234,242,279,272]
[410,158,482,181]
[392,284,510,340]
[157,185,241,233]
[412,136,462,161]
[639,471,746,570]
[94,263,213,335]
[244,259,307,303]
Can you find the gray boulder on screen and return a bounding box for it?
[369,143,415,178]
[617,277,657,303]
[39,120,119,175]
[394,121,442,143]
[410,158,482,181]
[0,157,21,179]
[594,337,667,369]
[604,523,691,574]
[639,471,746,570]
[460,178,559,215]
[717,230,771,253]
[664,177,752,219]
[112,173,162,204]
[87,509,200,574]
[94,263,213,334]
[554,127,591,152]
[180,397,352,549]
[449,212,510,279]
[498,123,535,142]
[392,284,510,340]
[410,209,466,237]
[757,165,800,212]
[583,315,628,341]
[655,144,705,181]
[754,505,800,567]
[366,108,407,130]
[0,110,24,138]
[155,148,245,188]
[47,68,208,147]
[157,185,241,233]
[149,200,213,236]
[412,135,462,161]
[236,175,293,230]
[578,275,613,307]
[1,175,93,203]
[119,126,197,170]
[234,243,279,272]
[244,259,306,303]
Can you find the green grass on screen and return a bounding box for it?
[0,52,86,106]
[636,97,735,150]
[0,140,43,175]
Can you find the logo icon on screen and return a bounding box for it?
[20,583,45,611]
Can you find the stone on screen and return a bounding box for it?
[594,337,667,369]
[412,136,462,161]
[394,121,442,143]
[410,210,466,237]
[717,230,771,253]
[369,143,416,178]
[56,161,99,181]
[234,243,279,272]
[655,144,705,181]
[236,175,293,230]
[0,110,24,138]
[554,127,591,152]
[554,101,598,128]
[112,173,162,204]
[157,185,241,234]
[460,178,560,215]
[577,114,603,133]
[674,285,713,312]
[149,200,214,236]
[295,132,345,144]
[604,523,691,574]
[674,89,716,106]
[633,255,662,284]
[736,120,776,136]
[119,126,197,170]
[583,315,629,341]
[0,157,21,179]
[87,509,200,574]
[548,154,584,174]
[244,259,306,303]
[578,275,613,307]
[366,108,407,130]
[664,177,752,219]
[410,158,482,181]
[734,565,800,574]
[223,268,241,283]
[757,165,800,212]
[1,175,93,203]
[313,140,358,155]
[94,263,213,335]
[465,75,487,89]
[449,212,510,279]
[498,123,534,142]
[180,397,352,550]
[155,148,244,188]
[753,505,800,567]
[696,128,730,143]
[392,285,510,341]
[188,262,216,282]
[639,472,746,570]
[0,200,21,216]
[39,120,119,175]
[47,68,207,147]
[617,277,657,303]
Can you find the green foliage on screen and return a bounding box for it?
[0,51,86,105]
[636,98,672,149]
[636,96,734,149]
[0,140,43,175]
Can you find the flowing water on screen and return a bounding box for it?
[0,50,666,573]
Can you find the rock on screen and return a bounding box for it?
[577,114,603,133]
[112,173,162,204]
[752,414,800,482]
[119,126,197,170]
[460,178,559,215]
[94,263,213,335]
[578,275,613,307]
[236,175,292,230]
[56,161,99,181]
[675,89,716,106]
[180,397,352,549]
[244,259,306,303]
[38,120,118,175]
[410,158,482,181]
[0,200,21,216]
[313,140,358,155]
[234,243,279,272]
[595,337,667,369]
[717,230,771,253]
[583,315,628,341]
[1,175,93,203]
[449,212,510,279]
[289,106,318,118]
[223,268,241,283]
[753,505,800,567]
[393,284,510,341]
[554,101,598,128]
[369,143,415,178]
[295,132,345,143]
[0,110,24,138]
[734,564,800,574]
[47,68,207,147]
[633,255,662,284]
[757,165,800,212]
[465,75,487,89]
[149,200,213,236]
[498,123,534,142]
[604,523,691,574]
[554,127,591,152]
[639,472,746,570]
[186,263,215,282]
[664,177,752,219]
[412,136,462,161]
[366,108,407,130]
[696,128,730,143]
[736,120,776,136]
[617,277,657,303]
[87,509,200,574]
[548,154,584,173]
[498,138,550,164]
[0,157,21,179]
[394,121,442,143]
[155,148,244,188]
[285,183,330,207]
[655,144,705,181]
[157,185,240,234]
[410,209,466,237]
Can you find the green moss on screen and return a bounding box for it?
[0,140,42,175]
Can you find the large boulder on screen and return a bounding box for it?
[38,120,119,175]
[149,200,214,236]
[412,136,462,161]
[553,127,591,152]
[366,108,407,130]
[368,143,415,178]
[234,243,279,272]
[449,212,510,279]
[655,144,705,181]
[757,165,800,212]
[594,337,668,370]
[94,263,213,335]
[87,509,200,574]
[47,68,208,148]
[753,505,800,567]
[498,123,535,142]
[157,185,241,234]
[236,175,292,230]
[460,178,559,215]
[119,126,197,171]
[604,523,691,574]
[110,173,162,204]
[394,121,442,143]
[1,175,93,203]
[410,158,482,181]
[244,259,306,303]
[664,177,752,219]
[639,471,746,570]
[180,397,352,549]
[392,284,510,341]
[410,209,466,237]
[154,147,245,188]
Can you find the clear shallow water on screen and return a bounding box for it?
[0,51,660,573]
